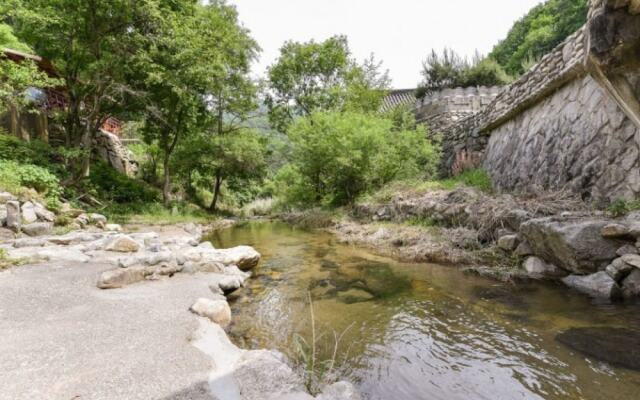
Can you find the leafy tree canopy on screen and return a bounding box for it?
[489,0,589,76]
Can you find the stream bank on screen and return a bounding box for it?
[283,187,640,300]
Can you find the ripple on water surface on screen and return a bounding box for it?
[206,222,640,400]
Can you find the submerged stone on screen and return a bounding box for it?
[556,327,640,371]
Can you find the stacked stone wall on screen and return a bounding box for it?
[438,0,640,203]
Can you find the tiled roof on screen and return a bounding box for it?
[380,89,416,112]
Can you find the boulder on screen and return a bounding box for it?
[520,217,624,274]
[605,257,635,282]
[0,192,15,204]
[211,246,261,271]
[0,205,6,227]
[504,209,531,231]
[21,201,38,224]
[190,298,231,327]
[105,223,122,232]
[562,272,622,299]
[21,222,53,237]
[556,327,640,371]
[514,241,534,257]
[217,275,245,295]
[616,244,638,256]
[33,202,55,222]
[75,213,89,228]
[5,201,20,232]
[523,257,566,279]
[105,235,141,253]
[622,269,640,298]
[89,213,107,225]
[601,223,630,238]
[97,267,146,289]
[621,254,640,269]
[497,234,519,251]
[233,350,306,399]
[316,382,362,400]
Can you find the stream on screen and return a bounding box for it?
[206,221,640,400]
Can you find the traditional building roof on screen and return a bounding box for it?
[380,89,416,112]
[1,48,60,78]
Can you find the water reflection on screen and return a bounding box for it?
[206,222,640,400]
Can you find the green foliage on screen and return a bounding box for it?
[0,159,62,203]
[489,0,589,76]
[88,161,159,204]
[274,111,440,208]
[266,36,390,132]
[0,55,59,114]
[0,23,31,52]
[607,199,640,217]
[438,169,493,192]
[417,49,511,96]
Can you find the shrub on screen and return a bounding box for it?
[0,159,62,203]
[88,161,159,204]
[276,111,440,208]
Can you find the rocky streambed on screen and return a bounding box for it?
[0,218,359,400]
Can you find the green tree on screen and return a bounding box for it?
[12,0,171,179]
[417,49,510,97]
[136,1,259,205]
[266,36,390,132]
[489,0,589,76]
[275,111,439,207]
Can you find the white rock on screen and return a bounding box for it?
[497,234,519,251]
[105,235,141,253]
[21,222,53,237]
[562,272,623,299]
[523,256,565,278]
[190,298,231,327]
[0,205,7,227]
[21,201,38,224]
[89,213,107,224]
[33,202,55,222]
[105,223,122,232]
[316,382,362,400]
[5,201,20,231]
[0,192,16,204]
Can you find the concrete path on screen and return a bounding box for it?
[0,260,219,400]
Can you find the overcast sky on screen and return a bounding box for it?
[228,0,543,88]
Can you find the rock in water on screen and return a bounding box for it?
[523,256,566,279]
[562,272,623,299]
[622,269,640,298]
[605,257,635,283]
[105,235,141,253]
[190,298,231,327]
[217,275,245,295]
[5,201,21,232]
[556,327,640,371]
[520,217,624,274]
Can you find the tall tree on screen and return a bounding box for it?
[136,0,259,205]
[12,0,169,179]
[266,36,391,132]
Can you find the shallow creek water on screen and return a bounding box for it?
[206,222,640,400]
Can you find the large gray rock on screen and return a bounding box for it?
[217,275,245,295]
[21,201,38,224]
[605,257,635,283]
[562,272,623,299]
[21,222,53,237]
[316,382,362,400]
[33,202,55,222]
[520,217,624,274]
[97,267,146,289]
[622,269,640,298]
[621,254,640,269]
[0,205,6,227]
[600,223,630,238]
[212,246,261,271]
[89,213,107,225]
[523,256,566,279]
[0,192,15,204]
[233,350,306,400]
[190,298,231,327]
[616,244,638,256]
[556,327,640,371]
[5,201,20,232]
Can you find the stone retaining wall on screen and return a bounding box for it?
[440,0,640,204]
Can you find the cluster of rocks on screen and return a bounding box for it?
[0,191,119,239]
[498,213,640,300]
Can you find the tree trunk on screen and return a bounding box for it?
[163,154,171,206]
[209,174,222,212]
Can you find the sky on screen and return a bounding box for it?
[228,0,543,88]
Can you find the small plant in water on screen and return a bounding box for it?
[293,292,354,395]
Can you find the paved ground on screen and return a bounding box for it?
[0,259,220,400]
